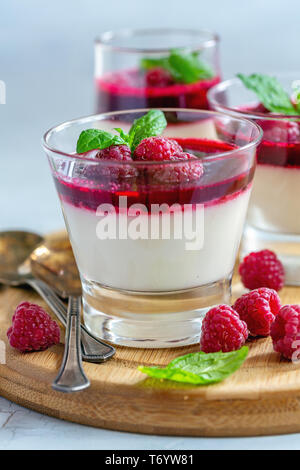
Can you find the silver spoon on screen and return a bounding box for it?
[0,231,87,392]
[0,231,115,364]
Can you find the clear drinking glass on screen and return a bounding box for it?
[208,74,300,284]
[43,109,261,348]
[95,28,221,112]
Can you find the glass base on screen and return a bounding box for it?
[241,225,300,285]
[82,277,232,348]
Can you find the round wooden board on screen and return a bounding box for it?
[2,250,300,437]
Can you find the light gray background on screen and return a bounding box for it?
[1,0,300,450]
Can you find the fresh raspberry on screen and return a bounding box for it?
[134,137,203,184]
[96,144,132,162]
[145,67,174,87]
[233,288,281,337]
[152,152,204,184]
[83,145,136,180]
[200,305,248,353]
[271,305,300,360]
[7,302,60,352]
[239,250,285,291]
[134,136,183,162]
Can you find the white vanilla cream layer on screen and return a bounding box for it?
[62,189,250,292]
[248,164,300,234]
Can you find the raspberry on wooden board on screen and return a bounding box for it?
[239,250,285,291]
[200,305,248,353]
[271,304,300,360]
[233,288,281,337]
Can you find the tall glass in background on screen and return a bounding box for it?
[208,74,300,284]
[95,29,221,112]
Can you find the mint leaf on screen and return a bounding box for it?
[237,73,298,115]
[140,56,182,82]
[128,109,167,150]
[140,49,214,84]
[76,129,126,153]
[114,127,131,145]
[292,80,300,114]
[138,346,248,385]
[140,57,171,73]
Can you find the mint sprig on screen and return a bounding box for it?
[127,109,167,150]
[141,49,214,84]
[76,109,167,154]
[237,73,299,115]
[138,346,249,385]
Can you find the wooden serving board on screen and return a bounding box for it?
[2,254,300,437]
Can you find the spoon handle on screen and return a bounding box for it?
[27,278,67,325]
[52,296,90,393]
[27,279,115,362]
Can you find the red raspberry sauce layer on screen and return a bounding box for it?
[96,69,220,112]
[54,138,254,213]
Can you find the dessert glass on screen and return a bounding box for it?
[43,109,261,348]
[95,28,221,112]
[208,74,300,284]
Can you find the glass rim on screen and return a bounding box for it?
[42,108,263,166]
[95,28,219,54]
[208,77,300,121]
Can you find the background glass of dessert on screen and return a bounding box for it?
[95,28,221,113]
[208,73,300,284]
[43,109,261,348]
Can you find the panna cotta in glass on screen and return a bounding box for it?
[43,109,261,347]
[208,73,300,284]
[95,29,221,112]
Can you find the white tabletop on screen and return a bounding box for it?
[1,396,300,450]
[2,0,300,450]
